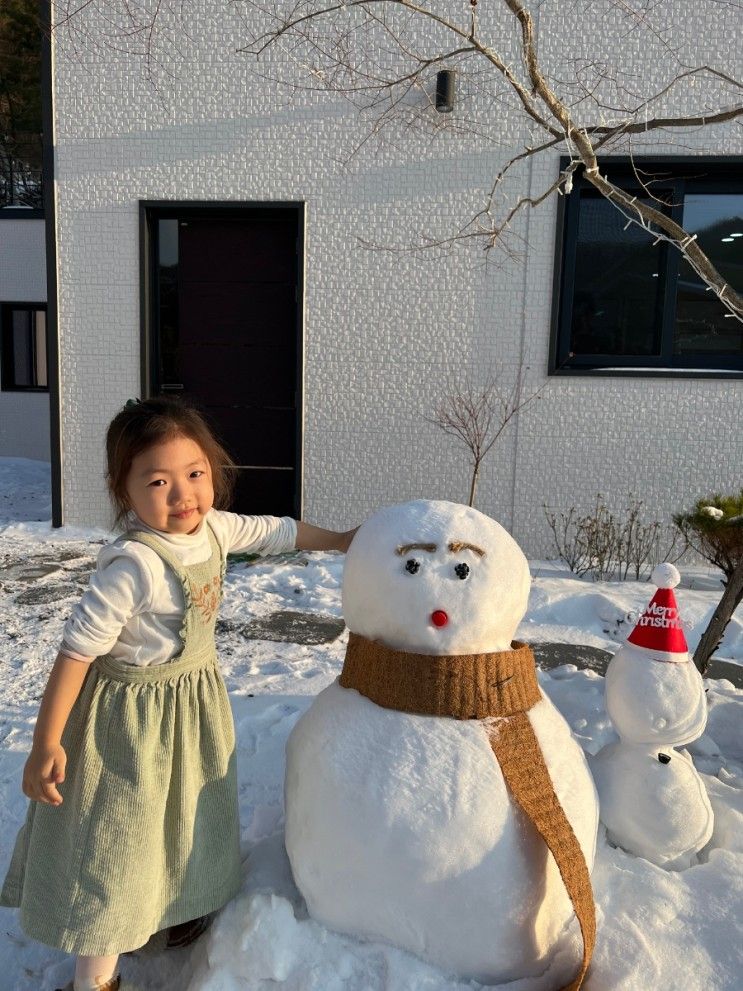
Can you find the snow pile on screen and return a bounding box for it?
[524,566,743,662]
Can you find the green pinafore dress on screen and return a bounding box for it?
[0,522,242,955]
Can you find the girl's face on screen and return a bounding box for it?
[125,434,214,534]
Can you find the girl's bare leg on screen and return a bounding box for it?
[73,955,119,990]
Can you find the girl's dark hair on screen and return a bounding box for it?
[106,397,237,529]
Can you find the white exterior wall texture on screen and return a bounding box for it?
[52,1,742,552]
[0,218,50,461]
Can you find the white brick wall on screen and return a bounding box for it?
[51,1,743,550]
[0,218,50,461]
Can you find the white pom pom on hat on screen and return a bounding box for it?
[651,563,681,590]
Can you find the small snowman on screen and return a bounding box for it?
[285,501,599,989]
[592,563,714,869]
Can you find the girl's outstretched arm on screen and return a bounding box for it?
[295,521,358,554]
[23,652,92,806]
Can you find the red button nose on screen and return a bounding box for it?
[431,610,449,628]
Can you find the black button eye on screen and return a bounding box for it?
[658,753,671,764]
[455,562,470,580]
[405,559,420,575]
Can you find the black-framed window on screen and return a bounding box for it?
[1,303,48,391]
[550,158,743,376]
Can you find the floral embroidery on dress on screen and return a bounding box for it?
[189,574,221,623]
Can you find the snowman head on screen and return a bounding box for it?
[342,500,531,655]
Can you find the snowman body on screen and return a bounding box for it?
[591,743,713,869]
[284,501,599,984]
[605,643,706,746]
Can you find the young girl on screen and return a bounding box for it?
[1,397,356,991]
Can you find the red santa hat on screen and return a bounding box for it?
[626,563,689,663]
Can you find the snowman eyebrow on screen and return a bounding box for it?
[396,543,437,555]
[448,541,486,557]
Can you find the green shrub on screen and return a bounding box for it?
[674,492,743,582]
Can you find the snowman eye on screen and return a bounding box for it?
[454,562,470,580]
[405,559,420,575]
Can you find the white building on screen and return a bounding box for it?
[0,219,49,461]
[0,6,52,471]
[25,1,743,551]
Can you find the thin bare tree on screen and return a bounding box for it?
[426,367,544,507]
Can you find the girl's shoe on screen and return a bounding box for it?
[124,911,216,957]
[55,976,120,991]
[165,912,215,949]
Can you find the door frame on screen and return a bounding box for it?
[41,0,63,526]
[139,200,305,519]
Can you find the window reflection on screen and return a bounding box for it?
[1,306,47,389]
[158,219,180,382]
[569,196,666,356]
[560,171,743,370]
[674,194,743,355]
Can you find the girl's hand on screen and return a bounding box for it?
[22,744,67,806]
[337,527,359,553]
[295,522,360,553]
[24,652,89,806]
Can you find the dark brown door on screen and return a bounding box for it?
[151,208,301,517]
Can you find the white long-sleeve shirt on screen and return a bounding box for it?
[61,509,297,667]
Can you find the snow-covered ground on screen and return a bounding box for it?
[0,459,741,990]
[0,458,52,522]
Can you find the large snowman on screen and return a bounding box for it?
[285,501,599,988]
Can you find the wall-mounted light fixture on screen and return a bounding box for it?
[435,69,456,113]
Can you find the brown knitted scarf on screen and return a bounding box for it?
[340,631,596,991]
